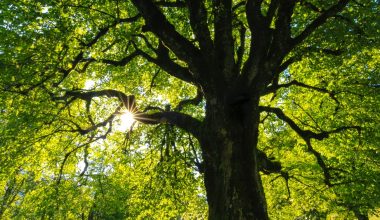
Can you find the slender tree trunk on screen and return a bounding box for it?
[200,94,269,220]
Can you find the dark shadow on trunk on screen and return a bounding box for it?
[200,96,269,220]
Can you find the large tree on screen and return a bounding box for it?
[1,0,379,219]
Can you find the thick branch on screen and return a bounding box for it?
[234,24,246,74]
[131,0,203,78]
[134,111,202,138]
[242,0,273,84]
[271,1,296,55]
[275,57,299,75]
[257,150,282,174]
[265,0,280,25]
[299,0,322,13]
[56,89,202,138]
[137,49,195,84]
[246,0,265,33]
[187,0,213,52]
[213,0,235,79]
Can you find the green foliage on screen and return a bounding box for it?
[1,0,379,219]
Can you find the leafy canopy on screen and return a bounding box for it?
[0,0,379,219]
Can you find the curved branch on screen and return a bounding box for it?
[174,88,203,111]
[65,105,121,135]
[137,48,196,84]
[133,30,197,84]
[55,89,202,138]
[264,80,340,110]
[260,106,361,186]
[100,50,141,66]
[53,89,135,135]
[134,111,202,139]
[55,52,84,86]
[131,0,203,78]
[259,106,359,141]
[82,15,141,48]
[275,47,342,77]
[291,0,350,48]
[232,1,245,12]
[187,0,213,52]
[62,89,135,106]
[55,43,139,87]
[305,139,332,186]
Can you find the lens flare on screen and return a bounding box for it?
[117,110,135,131]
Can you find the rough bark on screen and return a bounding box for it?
[200,93,268,220]
[126,1,351,218]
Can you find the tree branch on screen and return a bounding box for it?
[260,106,360,141]
[299,0,367,36]
[257,150,282,174]
[264,80,340,110]
[55,89,202,138]
[134,111,202,139]
[174,88,203,111]
[234,24,246,74]
[291,0,350,48]
[265,0,280,26]
[155,0,186,8]
[275,46,342,77]
[61,89,135,107]
[260,106,361,186]
[137,48,196,84]
[246,0,265,34]
[272,1,295,52]
[99,50,141,66]
[81,15,141,48]
[213,0,235,79]
[242,0,274,84]
[131,0,204,79]
[55,52,84,86]
[187,0,213,52]
[299,0,322,13]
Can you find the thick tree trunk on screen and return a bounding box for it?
[200,95,269,220]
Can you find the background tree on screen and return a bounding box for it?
[0,0,379,219]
